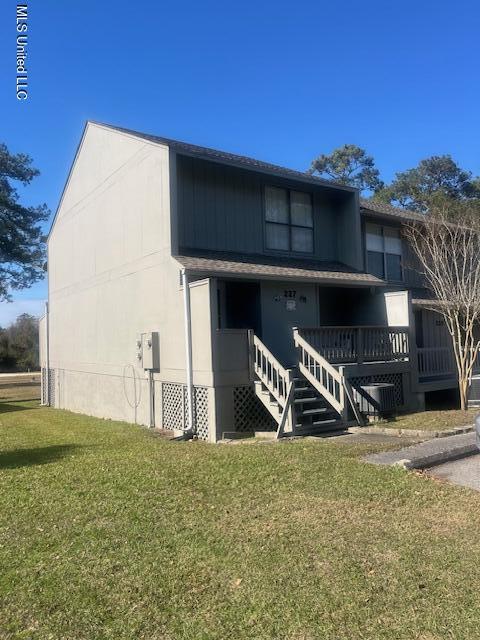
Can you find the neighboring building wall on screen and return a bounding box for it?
[416,308,450,348]
[176,155,359,266]
[47,124,201,432]
[361,216,427,289]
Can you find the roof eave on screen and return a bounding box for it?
[177,265,385,288]
[92,121,358,195]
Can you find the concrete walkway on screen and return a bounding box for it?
[364,431,478,470]
[426,454,480,490]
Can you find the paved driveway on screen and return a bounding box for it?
[427,453,480,491]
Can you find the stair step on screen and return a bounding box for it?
[295,419,344,434]
[294,396,319,404]
[301,407,330,416]
[296,418,340,428]
[294,386,309,393]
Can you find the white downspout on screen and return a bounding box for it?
[44,301,50,406]
[181,269,195,433]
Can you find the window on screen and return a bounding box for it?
[265,186,313,253]
[366,223,403,281]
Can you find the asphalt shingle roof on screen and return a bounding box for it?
[360,198,424,223]
[93,121,424,225]
[174,250,385,286]
[91,121,355,192]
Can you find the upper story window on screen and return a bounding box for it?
[264,186,313,253]
[366,223,403,281]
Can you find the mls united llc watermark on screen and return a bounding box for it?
[16,4,28,100]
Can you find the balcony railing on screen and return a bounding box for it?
[417,347,480,380]
[417,347,455,379]
[297,326,409,365]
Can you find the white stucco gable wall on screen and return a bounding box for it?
[47,122,194,425]
[50,122,170,291]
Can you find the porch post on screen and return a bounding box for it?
[181,269,195,433]
[247,329,255,382]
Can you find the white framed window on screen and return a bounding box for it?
[366,223,403,281]
[265,186,314,253]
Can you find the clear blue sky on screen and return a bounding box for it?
[1,0,479,324]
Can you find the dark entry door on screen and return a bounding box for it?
[224,281,262,336]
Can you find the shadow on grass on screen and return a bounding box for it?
[0,401,40,413]
[0,445,84,469]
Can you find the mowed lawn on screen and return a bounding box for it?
[382,408,477,431]
[2,403,480,639]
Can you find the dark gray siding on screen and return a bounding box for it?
[176,155,356,263]
[402,241,426,288]
[362,217,427,289]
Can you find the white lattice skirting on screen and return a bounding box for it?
[41,368,56,406]
[233,385,276,432]
[161,383,210,441]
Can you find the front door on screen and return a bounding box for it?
[223,281,262,335]
[260,282,318,366]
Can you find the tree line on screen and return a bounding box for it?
[309,144,480,218]
[0,313,39,371]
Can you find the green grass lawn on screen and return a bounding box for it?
[382,408,477,431]
[2,401,480,639]
[0,375,40,403]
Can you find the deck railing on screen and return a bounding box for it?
[251,334,292,406]
[249,333,296,436]
[417,347,455,379]
[417,347,480,380]
[298,326,409,365]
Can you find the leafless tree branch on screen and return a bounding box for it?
[404,208,480,409]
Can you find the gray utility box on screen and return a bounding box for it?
[136,332,160,371]
[468,375,480,408]
[354,383,396,419]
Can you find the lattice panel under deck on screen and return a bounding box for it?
[349,373,404,408]
[193,387,209,441]
[41,368,47,405]
[233,385,276,432]
[161,383,210,441]
[162,383,185,430]
[40,368,56,406]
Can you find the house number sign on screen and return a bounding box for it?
[272,290,307,311]
[286,299,296,311]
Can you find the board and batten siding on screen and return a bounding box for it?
[176,155,346,262]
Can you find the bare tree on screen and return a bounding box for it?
[404,208,480,410]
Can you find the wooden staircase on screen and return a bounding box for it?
[253,373,344,436]
[292,375,344,435]
[250,332,347,438]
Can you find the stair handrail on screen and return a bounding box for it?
[249,332,293,408]
[293,328,345,416]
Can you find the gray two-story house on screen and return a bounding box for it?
[39,121,459,442]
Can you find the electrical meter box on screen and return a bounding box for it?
[136,332,160,370]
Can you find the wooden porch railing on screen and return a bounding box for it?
[298,326,409,364]
[417,347,480,379]
[249,333,295,435]
[417,347,455,378]
[293,329,345,416]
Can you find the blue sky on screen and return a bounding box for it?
[1,0,479,325]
